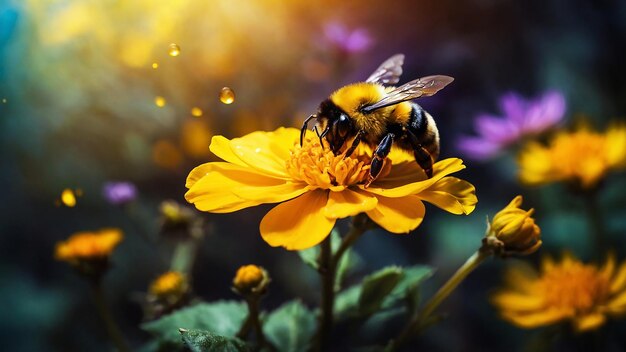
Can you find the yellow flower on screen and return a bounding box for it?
[55,228,123,264]
[492,253,626,332]
[185,128,477,250]
[233,265,270,295]
[149,271,189,303]
[518,123,626,189]
[485,196,541,256]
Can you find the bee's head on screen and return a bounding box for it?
[317,99,354,155]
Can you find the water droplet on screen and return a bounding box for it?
[1,98,6,103]
[155,96,166,107]
[168,43,181,57]
[219,87,235,104]
[191,107,203,117]
[152,62,159,69]
[61,188,77,207]
[255,147,262,153]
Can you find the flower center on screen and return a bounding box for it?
[286,139,370,190]
[538,261,609,313]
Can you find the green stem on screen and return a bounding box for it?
[236,314,253,340]
[91,281,131,352]
[316,214,370,351]
[237,296,268,351]
[388,249,491,351]
[331,214,369,270]
[317,236,334,352]
[170,238,198,274]
[582,189,606,258]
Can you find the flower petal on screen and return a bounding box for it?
[500,309,569,329]
[233,181,309,203]
[227,128,300,178]
[606,124,626,167]
[524,91,566,132]
[209,135,248,167]
[518,142,556,185]
[491,291,544,311]
[185,163,285,213]
[502,264,539,294]
[574,313,606,332]
[606,290,626,314]
[323,189,378,219]
[499,93,527,124]
[364,158,466,198]
[476,114,520,144]
[456,136,503,161]
[366,195,425,233]
[600,254,616,281]
[186,162,214,189]
[418,176,477,215]
[610,262,626,294]
[260,190,335,250]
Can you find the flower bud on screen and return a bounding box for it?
[149,271,190,305]
[54,228,123,278]
[159,200,204,238]
[232,265,270,296]
[484,196,541,256]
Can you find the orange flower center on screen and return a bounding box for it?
[286,139,371,189]
[538,261,609,313]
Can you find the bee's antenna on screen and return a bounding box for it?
[300,114,316,146]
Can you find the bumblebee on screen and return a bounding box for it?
[300,54,453,187]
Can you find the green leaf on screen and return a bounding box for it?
[297,240,321,270]
[335,243,362,291]
[335,265,433,321]
[358,266,403,316]
[298,229,360,287]
[180,329,249,352]
[359,307,406,341]
[142,301,247,347]
[334,285,361,318]
[382,265,433,309]
[264,300,316,352]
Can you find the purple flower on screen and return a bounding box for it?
[457,90,566,160]
[103,181,137,205]
[322,22,372,54]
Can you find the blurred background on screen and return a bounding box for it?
[1,0,626,351]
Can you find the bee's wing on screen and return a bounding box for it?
[362,75,454,112]
[365,54,405,85]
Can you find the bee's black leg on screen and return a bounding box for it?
[300,114,316,146]
[313,125,325,148]
[406,130,433,178]
[344,130,365,158]
[365,133,395,187]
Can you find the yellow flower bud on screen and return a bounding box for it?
[485,196,541,256]
[160,200,191,224]
[149,271,190,305]
[232,265,270,296]
[159,200,203,238]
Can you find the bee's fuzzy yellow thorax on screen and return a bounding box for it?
[330,83,391,138]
